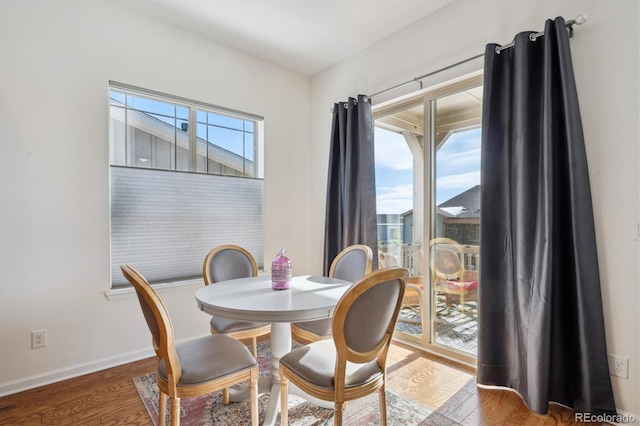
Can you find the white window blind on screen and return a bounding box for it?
[110,166,263,288]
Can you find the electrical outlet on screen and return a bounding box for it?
[609,354,629,379]
[31,329,47,349]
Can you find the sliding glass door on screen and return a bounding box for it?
[431,90,481,357]
[374,75,482,363]
[375,101,424,339]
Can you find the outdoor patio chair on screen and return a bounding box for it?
[429,237,478,313]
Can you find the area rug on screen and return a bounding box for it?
[134,341,433,425]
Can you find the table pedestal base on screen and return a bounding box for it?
[228,322,333,426]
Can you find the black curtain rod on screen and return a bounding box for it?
[368,14,587,100]
[367,53,484,98]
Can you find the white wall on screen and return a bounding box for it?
[0,0,312,393]
[310,0,639,416]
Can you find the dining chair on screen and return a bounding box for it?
[429,237,479,313]
[290,244,373,343]
[121,264,258,426]
[203,244,271,358]
[279,267,408,426]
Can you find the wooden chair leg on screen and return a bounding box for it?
[378,387,388,426]
[280,376,289,426]
[170,397,180,426]
[250,369,258,426]
[251,337,258,358]
[223,387,230,405]
[334,401,344,426]
[158,390,167,426]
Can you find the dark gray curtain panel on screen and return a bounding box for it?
[323,95,378,275]
[477,17,616,415]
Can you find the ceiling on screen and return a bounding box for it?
[114,0,454,76]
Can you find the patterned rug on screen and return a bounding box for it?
[134,341,433,425]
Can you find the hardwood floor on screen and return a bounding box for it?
[0,340,601,425]
[385,343,605,425]
[0,356,157,425]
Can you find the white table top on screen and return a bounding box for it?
[195,275,352,323]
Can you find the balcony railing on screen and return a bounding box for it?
[378,243,480,277]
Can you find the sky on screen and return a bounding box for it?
[374,127,481,214]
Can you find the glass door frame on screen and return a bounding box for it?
[373,72,483,368]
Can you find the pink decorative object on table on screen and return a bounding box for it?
[271,248,292,290]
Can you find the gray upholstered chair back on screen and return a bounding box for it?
[332,267,407,363]
[204,245,258,284]
[344,280,401,353]
[121,264,179,375]
[330,245,373,283]
[135,284,162,348]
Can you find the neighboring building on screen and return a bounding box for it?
[437,185,480,245]
[377,185,480,247]
[377,213,404,245]
[401,209,413,244]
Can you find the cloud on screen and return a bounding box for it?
[374,128,413,170]
[376,184,413,214]
[437,171,481,190]
[439,148,481,168]
[437,128,481,175]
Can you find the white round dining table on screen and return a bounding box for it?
[195,275,351,426]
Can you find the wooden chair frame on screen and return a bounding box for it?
[280,267,407,426]
[429,237,478,313]
[203,244,271,357]
[121,264,258,426]
[290,244,373,343]
[328,244,373,278]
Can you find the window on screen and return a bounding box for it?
[109,84,259,177]
[108,82,264,289]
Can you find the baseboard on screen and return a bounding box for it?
[0,347,155,397]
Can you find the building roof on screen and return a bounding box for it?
[437,185,480,219]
